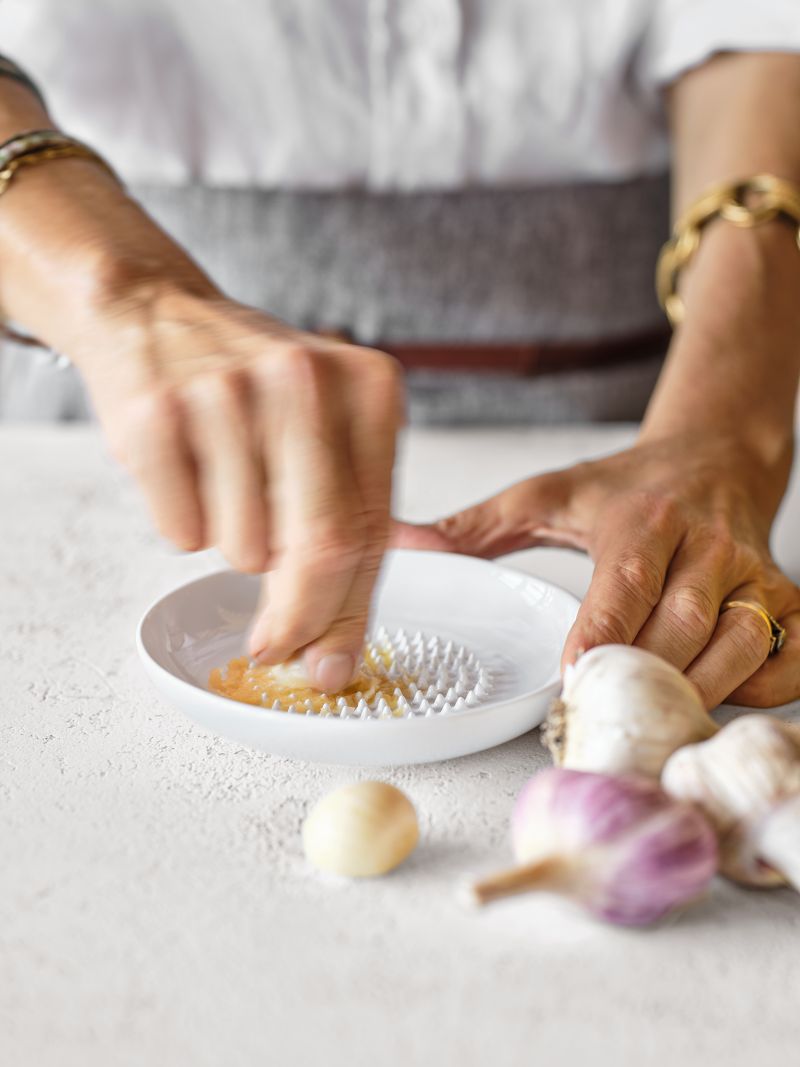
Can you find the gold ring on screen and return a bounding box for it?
[721,600,787,656]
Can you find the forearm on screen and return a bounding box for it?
[0,78,217,366]
[641,53,800,476]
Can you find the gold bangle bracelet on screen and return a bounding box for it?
[656,173,800,328]
[0,142,120,197]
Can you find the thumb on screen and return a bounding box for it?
[391,519,455,553]
[391,473,577,559]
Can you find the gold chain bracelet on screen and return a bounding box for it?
[656,173,800,328]
[0,142,119,197]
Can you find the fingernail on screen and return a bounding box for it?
[312,653,355,693]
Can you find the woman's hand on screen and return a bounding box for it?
[394,432,800,709]
[78,289,403,692]
[0,72,403,692]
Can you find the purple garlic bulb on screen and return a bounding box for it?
[472,768,718,926]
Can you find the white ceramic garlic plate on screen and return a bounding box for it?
[137,549,579,766]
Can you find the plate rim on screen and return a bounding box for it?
[136,550,580,729]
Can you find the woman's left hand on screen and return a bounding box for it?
[393,432,800,709]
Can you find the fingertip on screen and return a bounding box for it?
[560,630,589,674]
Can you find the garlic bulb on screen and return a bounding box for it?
[759,795,800,891]
[662,715,800,889]
[472,768,718,926]
[543,645,717,778]
[303,781,419,877]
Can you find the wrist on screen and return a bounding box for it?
[679,219,800,339]
[67,259,223,370]
[636,418,794,518]
[641,330,798,472]
[0,154,219,359]
[644,219,800,471]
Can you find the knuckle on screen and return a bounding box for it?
[584,607,632,646]
[633,490,680,533]
[613,553,664,607]
[187,369,243,414]
[661,587,717,644]
[271,344,331,412]
[275,343,320,381]
[362,350,403,391]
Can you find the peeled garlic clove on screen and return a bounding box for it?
[472,768,717,926]
[303,781,419,878]
[269,655,313,689]
[543,645,717,778]
[662,715,800,888]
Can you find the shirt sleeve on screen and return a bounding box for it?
[640,0,800,89]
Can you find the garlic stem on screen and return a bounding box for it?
[472,856,569,906]
[481,768,717,925]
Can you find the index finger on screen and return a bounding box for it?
[248,348,366,687]
[561,508,682,670]
[303,351,403,683]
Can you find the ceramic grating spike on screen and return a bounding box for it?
[215,630,494,720]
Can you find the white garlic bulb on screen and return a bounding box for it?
[662,715,800,888]
[303,781,419,878]
[543,645,717,778]
[759,795,800,891]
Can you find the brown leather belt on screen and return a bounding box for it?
[326,327,671,377]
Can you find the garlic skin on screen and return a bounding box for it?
[759,794,800,891]
[472,768,718,926]
[662,715,800,888]
[543,645,717,778]
[303,781,419,878]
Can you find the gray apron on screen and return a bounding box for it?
[0,176,670,424]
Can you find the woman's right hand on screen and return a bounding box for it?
[0,74,401,691]
[78,288,404,692]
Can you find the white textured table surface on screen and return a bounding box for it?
[2,424,799,1067]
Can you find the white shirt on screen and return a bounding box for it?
[2,0,800,190]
